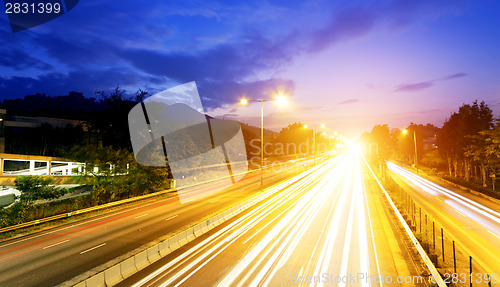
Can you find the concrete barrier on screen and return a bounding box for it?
[195,222,206,237]
[168,235,181,252]
[147,245,161,264]
[193,223,202,237]
[177,231,188,246]
[158,240,172,257]
[211,215,219,227]
[186,228,195,242]
[120,257,137,279]
[202,220,210,232]
[206,217,215,229]
[85,272,105,287]
[216,214,224,224]
[223,210,231,220]
[104,264,123,287]
[134,250,149,271]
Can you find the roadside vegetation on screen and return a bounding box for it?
[361,100,500,198]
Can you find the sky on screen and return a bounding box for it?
[1,0,499,139]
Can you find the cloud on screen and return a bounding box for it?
[338,98,359,105]
[394,72,467,92]
[0,49,53,71]
[394,81,434,92]
[439,72,467,81]
[0,0,467,109]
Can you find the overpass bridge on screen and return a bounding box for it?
[0,153,84,186]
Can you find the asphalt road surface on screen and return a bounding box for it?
[0,156,325,287]
[121,151,424,287]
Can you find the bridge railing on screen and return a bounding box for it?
[0,153,84,177]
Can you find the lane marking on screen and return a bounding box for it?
[135,214,148,219]
[488,230,500,240]
[42,239,69,250]
[80,243,106,254]
[165,215,178,221]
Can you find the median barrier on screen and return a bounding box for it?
[158,240,171,257]
[195,222,206,236]
[104,265,123,287]
[185,228,195,242]
[177,230,188,246]
[207,216,216,229]
[85,272,105,287]
[193,223,202,237]
[147,245,161,264]
[217,213,225,223]
[168,235,181,251]
[223,210,231,220]
[134,250,149,271]
[202,220,210,232]
[212,214,220,226]
[120,257,137,279]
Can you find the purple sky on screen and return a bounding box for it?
[1,0,499,139]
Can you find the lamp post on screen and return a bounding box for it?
[403,129,418,173]
[240,94,286,191]
[303,123,325,166]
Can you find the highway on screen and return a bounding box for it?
[388,162,500,283]
[120,152,424,287]
[0,156,322,287]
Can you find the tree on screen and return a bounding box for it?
[67,145,172,204]
[360,124,397,161]
[14,176,67,204]
[437,101,493,180]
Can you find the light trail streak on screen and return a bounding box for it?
[132,156,343,287]
[135,152,386,287]
[388,162,500,226]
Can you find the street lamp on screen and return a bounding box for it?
[402,129,418,172]
[303,123,325,166]
[240,94,287,191]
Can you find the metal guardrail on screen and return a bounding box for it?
[0,188,174,234]
[362,155,446,287]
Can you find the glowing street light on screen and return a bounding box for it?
[239,94,287,190]
[303,123,326,165]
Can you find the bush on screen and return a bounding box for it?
[14,175,67,203]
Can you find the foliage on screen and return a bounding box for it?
[360,124,398,161]
[65,145,172,204]
[14,175,67,203]
[437,100,493,179]
[273,122,333,155]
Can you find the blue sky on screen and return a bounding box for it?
[1,0,499,138]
